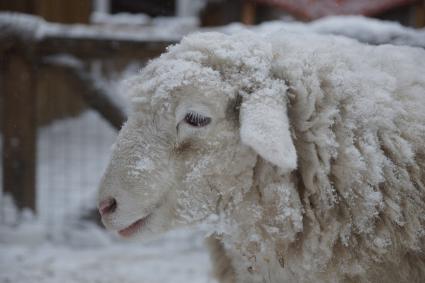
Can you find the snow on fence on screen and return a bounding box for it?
[0,13,178,231]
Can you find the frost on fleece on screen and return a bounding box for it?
[103,31,425,283]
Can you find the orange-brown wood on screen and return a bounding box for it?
[414,2,425,27]
[242,1,256,25]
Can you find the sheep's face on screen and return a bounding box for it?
[98,81,257,238]
[98,32,297,239]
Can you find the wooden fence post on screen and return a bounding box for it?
[1,52,37,212]
[242,0,256,25]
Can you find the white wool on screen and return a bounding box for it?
[99,31,425,283]
[225,15,425,49]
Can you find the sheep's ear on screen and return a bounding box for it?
[240,91,297,173]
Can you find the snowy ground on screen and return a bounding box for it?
[0,111,215,283]
[0,226,215,283]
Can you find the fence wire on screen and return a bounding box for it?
[38,110,117,231]
[1,108,117,236]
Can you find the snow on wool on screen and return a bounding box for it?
[98,31,425,283]
[249,15,425,49]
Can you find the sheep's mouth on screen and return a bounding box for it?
[118,214,151,238]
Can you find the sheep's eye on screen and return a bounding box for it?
[184,112,211,127]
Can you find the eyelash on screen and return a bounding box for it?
[184,112,211,127]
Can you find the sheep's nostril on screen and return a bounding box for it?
[99,198,117,216]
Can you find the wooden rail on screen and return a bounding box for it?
[37,37,173,60]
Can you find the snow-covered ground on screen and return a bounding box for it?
[0,111,215,283]
[0,226,214,283]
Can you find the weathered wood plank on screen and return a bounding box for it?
[415,2,425,27]
[35,0,91,24]
[37,37,174,60]
[1,52,37,211]
[242,1,256,25]
[42,62,127,130]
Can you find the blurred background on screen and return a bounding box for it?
[1,0,424,26]
[0,1,424,283]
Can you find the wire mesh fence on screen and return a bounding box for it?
[0,57,129,236]
[0,54,142,243]
[0,108,117,235]
[37,110,117,232]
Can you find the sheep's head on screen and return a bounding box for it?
[98,32,297,238]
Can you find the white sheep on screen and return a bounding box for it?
[98,31,425,283]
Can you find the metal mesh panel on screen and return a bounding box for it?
[36,110,117,233]
[0,109,117,235]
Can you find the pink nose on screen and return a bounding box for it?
[99,198,117,216]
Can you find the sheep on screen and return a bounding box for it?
[98,31,425,283]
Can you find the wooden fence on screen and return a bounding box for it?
[0,14,177,212]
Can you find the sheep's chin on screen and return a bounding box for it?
[114,198,177,239]
[118,214,152,238]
